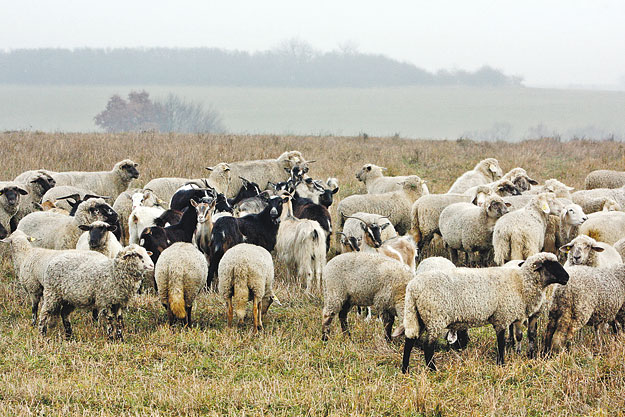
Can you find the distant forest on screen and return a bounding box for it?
[0,43,523,87]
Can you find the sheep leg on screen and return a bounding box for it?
[92,309,99,323]
[496,328,506,365]
[338,302,351,337]
[104,309,116,341]
[257,300,263,331]
[321,308,335,341]
[38,297,60,337]
[448,247,459,265]
[167,308,176,327]
[60,302,74,340]
[402,337,416,374]
[382,312,395,342]
[30,295,41,327]
[527,315,539,358]
[252,296,260,333]
[185,305,192,327]
[543,312,560,355]
[227,298,233,327]
[115,305,124,341]
[424,338,437,371]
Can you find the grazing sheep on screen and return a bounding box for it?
[578,211,625,245]
[17,198,118,250]
[217,243,277,331]
[155,242,208,326]
[341,213,397,253]
[321,252,414,341]
[544,263,625,353]
[39,244,154,340]
[356,163,427,194]
[50,159,139,201]
[560,235,622,267]
[14,168,57,185]
[76,221,122,258]
[13,170,56,225]
[204,162,232,195]
[493,193,564,265]
[439,194,511,265]
[584,170,625,190]
[0,181,29,233]
[226,151,308,198]
[572,185,625,214]
[401,252,569,372]
[447,158,503,194]
[338,175,428,235]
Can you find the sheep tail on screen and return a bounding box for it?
[233,271,249,320]
[402,291,421,339]
[169,274,186,319]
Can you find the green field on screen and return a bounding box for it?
[1,85,624,140]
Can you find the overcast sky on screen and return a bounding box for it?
[2,0,624,88]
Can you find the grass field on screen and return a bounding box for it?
[1,132,625,416]
[1,85,625,141]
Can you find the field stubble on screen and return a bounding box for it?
[0,132,624,416]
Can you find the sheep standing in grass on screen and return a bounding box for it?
[439,194,510,265]
[447,158,503,194]
[13,171,56,225]
[492,193,564,265]
[338,175,428,235]
[578,211,625,245]
[355,163,428,194]
[572,185,625,214]
[217,243,277,331]
[560,235,622,267]
[76,221,122,258]
[321,252,414,341]
[155,242,208,326]
[401,252,568,372]
[0,182,29,233]
[584,170,625,190]
[501,168,538,193]
[50,159,139,201]
[39,244,153,340]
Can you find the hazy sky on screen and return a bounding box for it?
[2,0,624,88]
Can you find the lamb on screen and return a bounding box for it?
[439,194,511,265]
[155,242,208,326]
[13,170,56,225]
[217,243,278,331]
[355,163,427,194]
[338,175,428,235]
[226,151,309,198]
[544,263,625,353]
[39,244,153,340]
[0,181,29,233]
[584,169,625,190]
[275,193,326,293]
[51,159,139,201]
[560,235,622,267]
[571,185,625,214]
[17,198,118,250]
[401,252,569,372]
[447,158,503,194]
[578,211,625,245]
[321,252,414,342]
[76,221,122,258]
[493,193,564,265]
[341,213,397,253]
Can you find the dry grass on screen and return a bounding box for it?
[1,131,625,416]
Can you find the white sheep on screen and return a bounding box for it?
[155,242,208,326]
[113,188,165,245]
[447,158,503,194]
[0,181,29,234]
[560,235,622,267]
[355,163,427,194]
[76,221,122,258]
[571,185,625,214]
[128,205,166,245]
[338,175,428,235]
[217,243,278,331]
[578,210,625,245]
[13,170,56,224]
[584,169,625,190]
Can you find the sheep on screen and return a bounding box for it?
[560,235,622,267]
[155,242,208,326]
[217,243,278,331]
[17,198,118,250]
[527,179,575,199]
[128,205,166,245]
[14,168,56,185]
[275,193,326,293]
[463,178,521,199]
[76,221,122,258]
[584,170,625,190]
[41,185,102,212]
[341,213,397,253]
[49,159,139,200]
[113,188,165,245]
[501,168,538,193]
[321,252,414,342]
[493,193,564,265]
[543,263,625,353]
[13,170,56,225]
[571,185,625,214]
[142,177,193,204]
[0,181,29,233]
[447,158,503,194]
[415,256,455,274]
[39,244,153,340]
[578,211,625,245]
[439,194,511,265]
[338,175,428,235]
[355,163,427,195]
[554,204,588,261]
[401,252,569,372]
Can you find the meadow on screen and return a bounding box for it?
[1,85,625,141]
[1,131,625,416]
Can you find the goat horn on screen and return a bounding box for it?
[344,216,367,225]
[55,193,81,202]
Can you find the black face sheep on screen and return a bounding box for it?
[401,252,569,372]
[76,221,122,258]
[39,244,153,340]
[447,158,504,194]
[321,252,414,342]
[0,181,29,232]
[560,234,622,267]
[13,170,56,225]
[217,243,278,332]
[41,185,99,212]
[501,167,538,193]
[155,242,208,326]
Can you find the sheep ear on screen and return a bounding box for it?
[205,167,214,171]
[541,201,550,214]
[28,236,37,242]
[528,178,539,185]
[16,186,28,195]
[489,164,498,173]
[332,187,339,195]
[559,245,571,253]
[592,246,605,252]
[78,225,91,231]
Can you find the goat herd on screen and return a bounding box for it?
[2,150,625,373]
